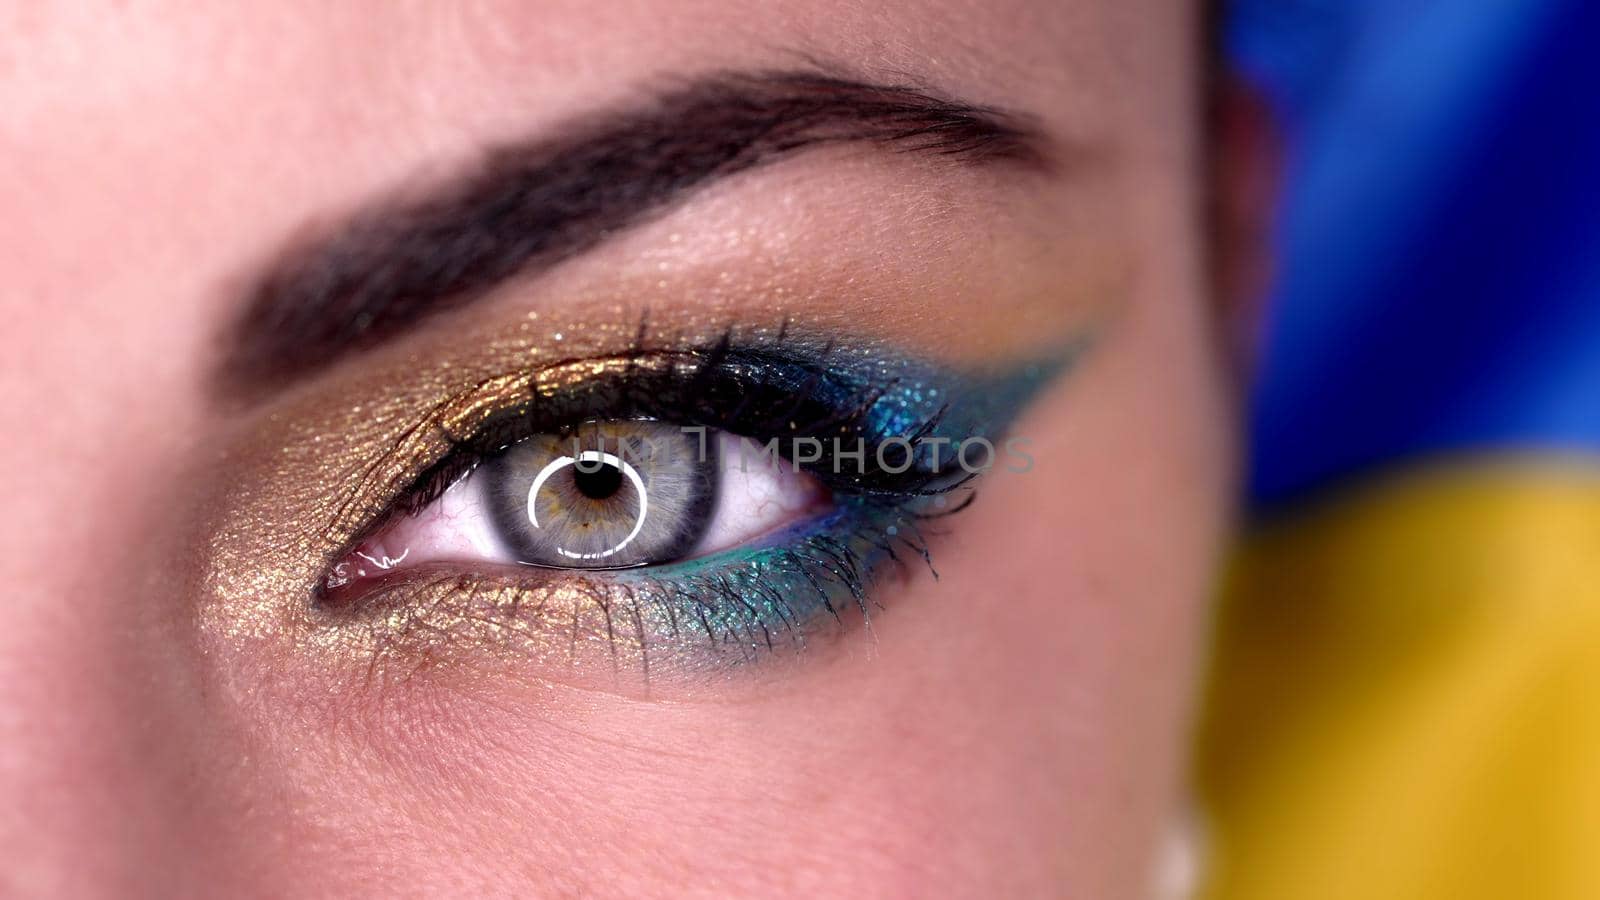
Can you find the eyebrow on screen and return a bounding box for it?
[219,70,1047,396]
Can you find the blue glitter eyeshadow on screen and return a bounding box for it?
[599,341,1082,656]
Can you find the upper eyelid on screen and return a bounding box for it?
[390,356,883,507]
[344,352,695,521]
[332,339,976,569]
[317,369,542,550]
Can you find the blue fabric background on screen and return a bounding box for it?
[1228,0,1600,508]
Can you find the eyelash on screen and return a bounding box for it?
[395,336,973,516]
[317,329,983,662]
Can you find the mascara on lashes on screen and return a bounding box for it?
[312,333,1077,674]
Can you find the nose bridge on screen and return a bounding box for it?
[0,601,157,895]
[0,32,277,884]
[0,490,194,897]
[0,366,220,897]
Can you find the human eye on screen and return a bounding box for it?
[304,330,1063,683]
[325,420,829,580]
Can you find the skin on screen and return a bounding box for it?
[0,2,1238,897]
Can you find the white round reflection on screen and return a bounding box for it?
[525,450,649,560]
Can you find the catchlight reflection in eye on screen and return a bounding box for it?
[526,449,651,561]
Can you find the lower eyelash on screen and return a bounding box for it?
[329,490,966,682]
[618,496,950,653]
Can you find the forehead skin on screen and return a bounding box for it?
[0,2,1216,898]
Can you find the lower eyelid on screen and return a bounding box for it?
[314,493,942,684]
[318,435,989,662]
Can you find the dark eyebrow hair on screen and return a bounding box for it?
[218,70,1047,397]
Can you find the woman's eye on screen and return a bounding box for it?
[296,345,1065,669]
[324,420,830,594]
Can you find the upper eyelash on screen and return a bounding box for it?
[384,330,976,524]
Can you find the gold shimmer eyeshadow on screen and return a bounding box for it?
[193,309,838,691]
[196,308,759,636]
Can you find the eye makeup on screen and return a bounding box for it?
[196,310,1082,693]
[323,330,1071,673]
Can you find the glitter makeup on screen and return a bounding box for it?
[196,309,1085,695]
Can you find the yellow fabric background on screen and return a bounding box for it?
[1197,459,1600,899]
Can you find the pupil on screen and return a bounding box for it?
[572,462,624,500]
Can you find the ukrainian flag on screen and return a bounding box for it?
[1198,2,1600,897]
